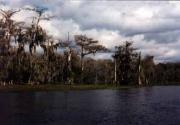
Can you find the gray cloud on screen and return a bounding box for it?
[144,30,180,44]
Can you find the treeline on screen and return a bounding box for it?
[0,8,113,85]
[0,7,179,85]
[154,63,180,85]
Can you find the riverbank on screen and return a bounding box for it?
[0,84,141,92]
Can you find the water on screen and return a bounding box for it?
[0,86,180,125]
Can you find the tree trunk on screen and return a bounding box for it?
[114,58,117,85]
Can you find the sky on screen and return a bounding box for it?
[1,0,180,62]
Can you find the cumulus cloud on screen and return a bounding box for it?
[1,0,180,62]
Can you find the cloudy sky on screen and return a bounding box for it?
[1,0,180,62]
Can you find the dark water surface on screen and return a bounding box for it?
[0,86,180,125]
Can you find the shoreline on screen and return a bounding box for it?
[0,84,140,92]
[0,84,179,92]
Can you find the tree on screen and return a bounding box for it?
[142,55,155,84]
[56,33,74,84]
[113,41,139,85]
[74,35,108,82]
[0,9,22,55]
[25,6,53,55]
[40,39,61,83]
[24,6,53,84]
[0,9,23,84]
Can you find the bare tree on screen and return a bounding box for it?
[24,6,54,55]
[0,9,21,54]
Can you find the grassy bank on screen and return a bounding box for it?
[0,84,140,92]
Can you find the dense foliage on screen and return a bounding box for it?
[0,8,179,86]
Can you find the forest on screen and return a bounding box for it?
[0,7,179,86]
